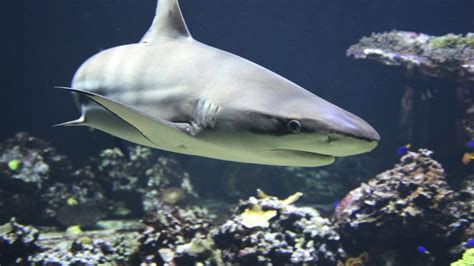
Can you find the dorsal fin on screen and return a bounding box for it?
[140,0,192,43]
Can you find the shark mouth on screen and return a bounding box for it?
[272,149,335,159]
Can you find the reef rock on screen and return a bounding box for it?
[30,237,135,265]
[0,218,40,265]
[347,31,474,81]
[40,167,109,226]
[95,146,197,213]
[29,220,142,265]
[0,133,73,224]
[0,132,71,187]
[334,149,471,265]
[213,191,345,265]
[138,206,216,265]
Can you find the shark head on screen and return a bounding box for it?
[212,79,380,166]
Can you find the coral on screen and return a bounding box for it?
[0,133,72,224]
[334,149,471,265]
[0,218,40,265]
[0,132,199,227]
[29,220,142,265]
[429,34,474,48]
[95,146,197,212]
[451,248,474,266]
[213,191,345,265]
[40,167,110,226]
[137,206,216,264]
[0,138,49,189]
[30,237,133,265]
[0,132,72,184]
[239,204,277,228]
[347,31,474,81]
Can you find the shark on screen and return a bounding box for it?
[59,0,380,167]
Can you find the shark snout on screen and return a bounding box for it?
[311,109,380,157]
[334,110,380,142]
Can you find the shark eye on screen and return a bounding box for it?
[287,120,301,134]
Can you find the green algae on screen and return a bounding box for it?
[429,34,474,48]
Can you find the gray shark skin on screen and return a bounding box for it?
[60,0,380,167]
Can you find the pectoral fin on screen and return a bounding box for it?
[59,87,194,149]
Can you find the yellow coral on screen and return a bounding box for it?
[240,204,277,228]
[282,192,303,205]
[256,189,273,199]
[451,248,474,266]
[256,189,303,205]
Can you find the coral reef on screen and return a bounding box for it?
[2,131,473,265]
[137,206,217,264]
[0,218,40,265]
[27,220,141,265]
[95,146,197,213]
[0,132,72,187]
[347,31,474,81]
[30,238,131,265]
[213,191,345,265]
[0,132,73,224]
[0,132,197,226]
[40,167,110,226]
[334,149,472,265]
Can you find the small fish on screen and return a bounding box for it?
[462,152,474,165]
[7,160,21,171]
[466,141,474,150]
[417,246,430,254]
[465,239,474,248]
[67,197,78,206]
[397,144,411,156]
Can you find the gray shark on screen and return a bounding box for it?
[60,0,380,167]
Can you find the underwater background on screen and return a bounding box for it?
[1,0,474,265]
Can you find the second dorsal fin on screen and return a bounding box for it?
[140,0,192,43]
